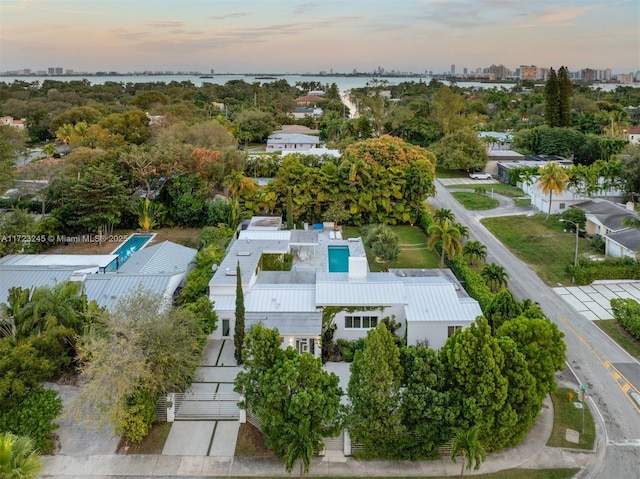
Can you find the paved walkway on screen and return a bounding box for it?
[162,339,241,457]
[40,393,598,477]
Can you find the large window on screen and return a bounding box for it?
[345,315,378,329]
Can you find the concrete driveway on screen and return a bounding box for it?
[554,280,640,321]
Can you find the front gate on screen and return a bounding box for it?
[173,392,240,420]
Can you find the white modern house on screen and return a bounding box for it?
[208,217,482,353]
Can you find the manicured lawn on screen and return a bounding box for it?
[451,191,500,210]
[595,319,640,361]
[448,183,531,206]
[481,215,592,286]
[118,421,172,454]
[548,387,596,450]
[435,166,467,179]
[343,225,441,272]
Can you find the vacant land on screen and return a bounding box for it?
[481,215,591,286]
[548,387,596,450]
[343,225,440,272]
[451,191,500,210]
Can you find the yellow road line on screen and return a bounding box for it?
[557,315,640,414]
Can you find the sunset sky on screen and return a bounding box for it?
[1,0,638,74]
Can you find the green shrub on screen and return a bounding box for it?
[446,257,495,311]
[260,253,293,271]
[569,257,640,285]
[0,387,63,453]
[116,389,158,444]
[337,338,366,362]
[611,298,640,340]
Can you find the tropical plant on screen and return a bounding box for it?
[131,198,164,232]
[481,263,509,293]
[433,208,455,226]
[537,162,569,220]
[0,432,42,479]
[427,219,462,268]
[234,262,245,364]
[450,426,486,478]
[462,240,487,267]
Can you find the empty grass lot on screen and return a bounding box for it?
[451,191,500,210]
[342,225,440,272]
[448,183,531,206]
[548,387,596,450]
[481,215,591,286]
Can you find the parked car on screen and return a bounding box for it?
[469,172,492,180]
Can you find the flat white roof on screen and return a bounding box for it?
[245,284,317,312]
[239,230,291,241]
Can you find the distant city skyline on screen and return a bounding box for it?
[1,0,638,74]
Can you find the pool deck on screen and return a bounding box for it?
[292,229,365,273]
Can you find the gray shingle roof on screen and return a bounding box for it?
[572,199,639,232]
[606,229,640,253]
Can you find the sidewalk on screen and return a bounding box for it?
[39,395,597,478]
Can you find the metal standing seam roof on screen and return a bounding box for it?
[244,284,317,312]
[0,254,117,267]
[117,241,197,274]
[239,230,291,242]
[82,273,182,310]
[245,312,322,335]
[403,282,482,323]
[315,272,406,306]
[0,268,77,304]
[209,294,237,311]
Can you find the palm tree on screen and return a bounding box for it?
[0,432,42,479]
[462,240,487,267]
[427,219,463,268]
[433,208,455,226]
[282,419,314,478]
[537,162,569,220]
[481,263,509,293]
[450,426,486,479]
[454,222,470,242]
[55,123,75,146]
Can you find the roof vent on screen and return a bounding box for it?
[225,268,237,276]
[237,251,251,256]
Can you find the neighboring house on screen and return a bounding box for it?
[208,218,482,353]
[281,146,341,159]
[266,133,321,151]
[571,199,640,258]
[0,116,27,130]
[487,150,525,176]
[295,94,325,106]
[0,240,196,308]
[272,125,320,135]
[291,106,323,120]
[627,125,640,145]
[478,131,514,150]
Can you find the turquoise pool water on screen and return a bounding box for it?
[328,245,349,272]
[109,233,154,269]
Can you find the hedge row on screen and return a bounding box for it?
[610,298,640,340]
[569,257,640,285]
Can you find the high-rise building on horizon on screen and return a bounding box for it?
[450,64,456,75]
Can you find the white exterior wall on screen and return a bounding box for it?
[331,305,405,342]
[407,320,471,351]
[266,142,315,151]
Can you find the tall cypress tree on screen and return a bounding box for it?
[234,261,245,364]
[544,67,559,127]
[558,66,573,127]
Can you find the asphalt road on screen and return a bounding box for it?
[430,181,640,479]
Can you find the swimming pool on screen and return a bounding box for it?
[109,233,155,269]
[328,245,349,272]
